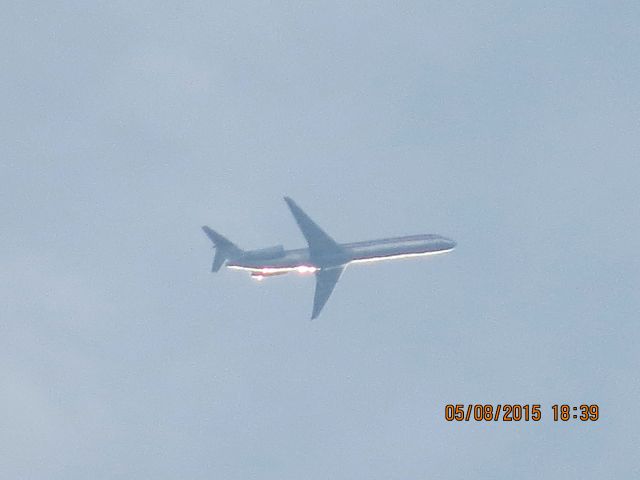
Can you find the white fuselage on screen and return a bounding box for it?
[226,234,456,276]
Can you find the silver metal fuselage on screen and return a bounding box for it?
[227,234,456,274]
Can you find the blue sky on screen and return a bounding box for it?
[1,2,639,478]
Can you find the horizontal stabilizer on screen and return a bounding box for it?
[201,226,243,272]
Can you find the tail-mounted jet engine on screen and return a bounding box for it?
[241,245,286,261]
[251,270,288,280]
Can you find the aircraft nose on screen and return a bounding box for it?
[443,237,457,249]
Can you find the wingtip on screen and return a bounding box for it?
[311,303,323,320]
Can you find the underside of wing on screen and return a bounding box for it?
[311,266,345,319]
[284,197,343,257]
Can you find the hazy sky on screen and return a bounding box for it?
[2,2,639,478]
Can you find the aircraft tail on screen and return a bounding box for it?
[201,226,243,272]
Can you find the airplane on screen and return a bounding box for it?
[202,197,456,319]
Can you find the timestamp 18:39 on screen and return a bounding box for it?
[444,404,599,422]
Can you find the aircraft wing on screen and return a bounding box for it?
[284,197,343,257]
[311,266,345,319]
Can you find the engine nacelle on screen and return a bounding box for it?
[241,245,286,261]
[251,270,288,280]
